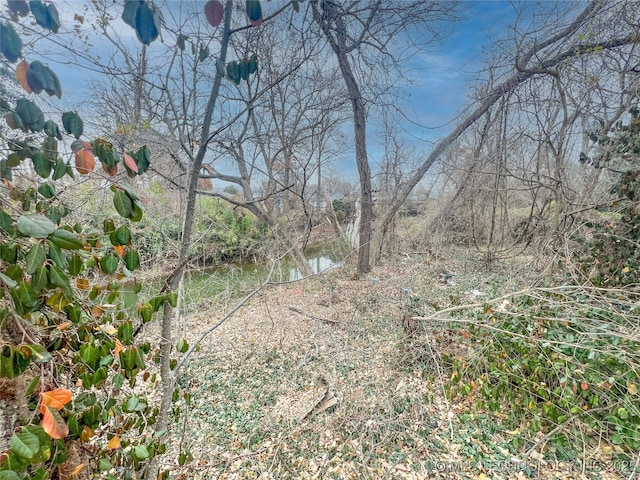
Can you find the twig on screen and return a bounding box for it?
[173,261,277,375]
[288,306,338,325]
[413,287,533,320]
[521,403,622,459]
[159,257,192,294]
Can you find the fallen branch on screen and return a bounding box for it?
[302,373,338,421]
[288,306,339,326]
[173,260,277,375]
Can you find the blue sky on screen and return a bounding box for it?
[402,1,516,131]
[25,1,520,182]
[361,1,519,179]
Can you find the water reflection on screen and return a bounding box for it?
[289,256,343,281]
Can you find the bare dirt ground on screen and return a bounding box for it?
[146,247,634,480]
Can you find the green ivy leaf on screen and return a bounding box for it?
[167,291,178,308]
[49,228,84,250]
[123,249,140,271]
[5,264,22,282]
[52,158,67,180]
[61,111,83,139]
[247,56,258,75]
[0,209,14,232]
[25,243,46,275]
[226,61,241,85]
[0,242,18,263]
[42,136,58,162]
[110,225,131,246]
[17,214,55,238]
[6,153,21,167]
[245,0,262,22]
[133,445,149,460]
[130,202,144,222]
[49,264,72,297]
[113,190,133,219]
[139,303,153,322]
[148,295,165,312]
[65,304,82,323]
[198,45,209,62]
[93,140,118,168]
[68,254,84,276]
[100,252,119,275]
[47,241,68,269]
[0,272,18,289]
[118,320,134,342]
[37,182,56,199]
[26,60,62,98]
[10,430,40,460]
[177,33,187,51]
[103,218,116,234]
[31,264,48,291]
[0,22,22,63]
[12,281,39,311]
[44,119,59,138]
[80,343,101,371]
[128,146,151,174]
[31,152,51,178]
[24,344,52,363]
[177,338,188,353]
[15,98,45,132]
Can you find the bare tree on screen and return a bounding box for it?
[379,0,640,261]
[310,0,459,276]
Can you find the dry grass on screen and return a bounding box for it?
[140,247,636,480]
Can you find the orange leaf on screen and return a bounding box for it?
[81,140,93,151]
[80,425,94,442]
[76,278,90,290]
[41,388,72,410]
[75,149,95,175]
[91,305,105,319]
[56,321,72,331]
[107,435,121,450]
[113,338,125,357]
[123,153,138,173]
[42,405,69,439]
[113,245,125,256]
[16,60,32,94]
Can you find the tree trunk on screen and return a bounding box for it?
[313,2,372,277]
[147,2,233,478]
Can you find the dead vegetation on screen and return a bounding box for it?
[137,243,637,480]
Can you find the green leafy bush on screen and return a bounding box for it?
[445,288,640,456]
[0,4,178,479]
[576,107,640,286]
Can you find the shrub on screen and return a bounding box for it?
[445,288,640,457]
